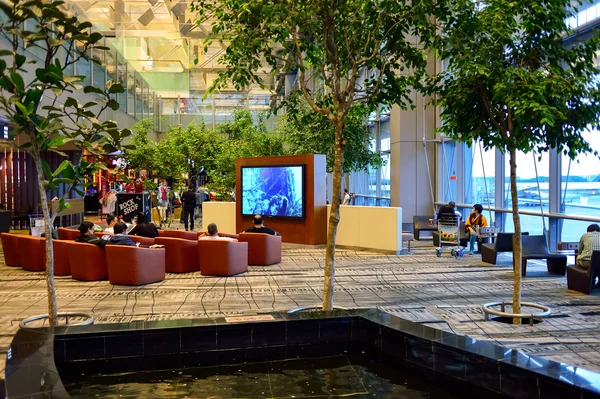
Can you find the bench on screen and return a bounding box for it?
[521,235,567,276]
[402,232,414,251]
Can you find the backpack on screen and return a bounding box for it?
[160,186,167,201]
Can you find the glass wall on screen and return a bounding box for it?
[465,140,495,208]
[560,128,600,241]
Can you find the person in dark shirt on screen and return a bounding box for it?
[109,222,162,248]
[181,185,197,231]
[129,212,159,238]
[243,215,278,236]
[109,222,138,246]
[76,221,108,248]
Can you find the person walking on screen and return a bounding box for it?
[181,185,197,231]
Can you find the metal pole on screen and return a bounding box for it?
[479,141,493,224]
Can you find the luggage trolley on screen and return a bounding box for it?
[436,214,464,258]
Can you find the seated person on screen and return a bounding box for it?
[576,223,600,269]
[104,215,117,234]
[76,221,108,248]
[243,215,278,236]
[465,204,488,255]
[109,222,162,248]
[128,212,159,238]
[109,222,138,246]
[199,223,237,242]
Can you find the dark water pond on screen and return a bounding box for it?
[62,353,458,398]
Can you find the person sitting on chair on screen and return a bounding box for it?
[576,224,600,269]
[465,204,488,255]
[199,223,237,241]
[243,215,278,235]
[109,222,162,248]
[104,215,117,234]
[129,212,159,238]
[76,221,108,248]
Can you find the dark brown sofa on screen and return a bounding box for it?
[413,215,437,240]
[567,250,600,295]
[521,235,567,276]
[481,232,529,265]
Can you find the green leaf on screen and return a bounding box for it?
[107,83,124,94]
[64,97,78,108]
[10,72,25,91]
[107,99,119,110]
[40,158,52,179]
[83,86,104,95]
[57,198,71,214]
[15,54,26,69]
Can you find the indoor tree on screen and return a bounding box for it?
[193,0,439,310]
[279,95,384,175]
[0,0,130,325]
[435,0,600,321]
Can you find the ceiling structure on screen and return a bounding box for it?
[66,0,278,107]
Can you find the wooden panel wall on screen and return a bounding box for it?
[236,154,327,245]
[0,149,81,217]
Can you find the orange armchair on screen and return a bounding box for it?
[159,229,197,241]
[57,227,80,241]
[198,240,248,276]
[154,237,199,273]
[1,233,21,267]
[129,235,155,246]
[67,241,108,281]
[105,246,165,285]
[197,232,239,240]
[18,235,45,272]
[238,233,282,265]
[52,239,71,276]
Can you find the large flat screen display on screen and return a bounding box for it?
[241,165,305,218]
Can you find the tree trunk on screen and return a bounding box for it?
[509,146,522,324]
[323,118,345,311]
[32,148,58,326]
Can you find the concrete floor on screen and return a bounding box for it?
[0,233,599,380]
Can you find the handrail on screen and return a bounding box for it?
[434,201,600,223]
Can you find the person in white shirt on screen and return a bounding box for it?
[342,189,351,205]
[199,223,237,241]
[104,215,117,234]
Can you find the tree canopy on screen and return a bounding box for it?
[435,0,600,318]
[279,96,383,174]
[193,0,440,310]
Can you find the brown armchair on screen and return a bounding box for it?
[18,235,45,272]
[158,229,197,241]
[1,233,21,267]
[105,246,165,285]
[238,233,282,265]
[129,235,155,246]
[57,227,80,241]
[154,237,199,273]
[567,251,600,295]
[67,241,108,281]
[198,240,248,276]
[196,232,239,240]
